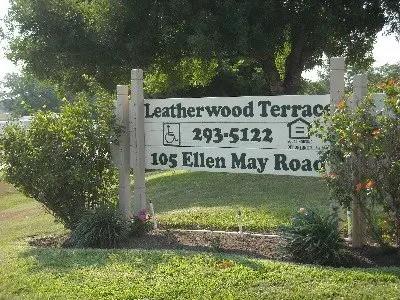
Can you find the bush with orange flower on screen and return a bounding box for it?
[314,78,400,248]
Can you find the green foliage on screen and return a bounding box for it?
[298,62,330,95]
[281,209,346,266]
[145,59,269,98]
[0,73,62,117]
[129,208,153,237]
[144,58,219,97]
[70,205,128,248]
[0,85,118,229]
[6,0,399,95]
[347,62,400,90]
[314,78,400,246]
[299,78,330,95]
[275,41,292,81]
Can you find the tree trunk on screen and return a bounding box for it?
[395,206,400,248]
[283,66,303,94]
[283,26,307,95]
[260,57,284,95]
[387,194,400,249]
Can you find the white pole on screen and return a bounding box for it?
[237,210,243,236]
[131,69,147,212]
[351,74,368,248]
[352,74,368,108]
[116,85,132,219]
[329,57,345,218]
[149,201,158,230]
[330,57,345,110]
[129,93,136,170]
[347,209,352,237]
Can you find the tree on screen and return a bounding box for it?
[348,62,400,89]
[299,61,400,95]
[0,73,62,116]
[5,0,400,95]
[299,63,330,95]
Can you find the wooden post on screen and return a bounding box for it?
[116,85,132,219]
[352,74,368,108]
[372,93,386,115]
[129,84,137,170]
[330,57,345,109]
[329,57,345,218]
[131,69,147,212]
[351,74,368,248]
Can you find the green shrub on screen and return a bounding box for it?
[314,82,400,247]
[70,205,128,248]
[281,209,346,266]
[0,86,118,229]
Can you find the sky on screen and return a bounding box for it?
[1,1,400,82]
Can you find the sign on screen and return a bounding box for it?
[114,59,346,217]
[143,95,329,176]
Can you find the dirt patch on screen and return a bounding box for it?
[349,246,400,267]
[27,229,400,267]
[27,234,70,248]
[0,181,16,197]
[28,230,286,260]
[125,230,287,260]
[0,206,39,221]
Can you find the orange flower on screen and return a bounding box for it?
[378,83,386,89]
[327,173,337,179]
[337,99,346,110]
[365,179,376,189]
[355,182,364,192]
[388,79,396,85]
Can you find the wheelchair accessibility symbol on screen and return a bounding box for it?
[163,123,181,146]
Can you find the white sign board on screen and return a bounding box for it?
[143,95,329,176]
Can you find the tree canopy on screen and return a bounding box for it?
[5,0,400,96]
[0,73,62,116]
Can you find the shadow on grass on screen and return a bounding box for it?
[21,231,282,274]
[19,245,270,274]
[18,245,400,280]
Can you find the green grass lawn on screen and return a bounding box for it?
[147,170,330,231]
[1,172,400,299]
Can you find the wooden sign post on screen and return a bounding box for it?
[131,69,147,212]
[115,85,132,219]
[329,57,345,108]
[329,57,345,219]
[351,74,368,247]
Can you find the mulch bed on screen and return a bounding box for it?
[27,229,400,268]
[124,230,287,260]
